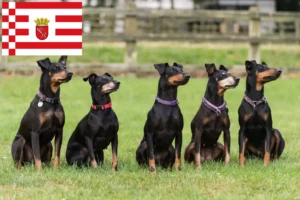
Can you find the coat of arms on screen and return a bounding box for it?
[34,18,50,40]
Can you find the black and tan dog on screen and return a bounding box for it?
[66,73,120,171]
[184,64,239,168]
[238,60,285,167]
[11,56,73,170]
[136,63,190,174]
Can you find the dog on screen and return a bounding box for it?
[238,60,285,167]
[184,64,239,168]
[66,73,120,171]
[136,63,190,174]
[11,56,73,170]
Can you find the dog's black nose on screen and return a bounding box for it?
[184,74,190,80]
[235,77,240,84]
[115,81,120,86]
[277,70,282,76]
[67,72,73,77]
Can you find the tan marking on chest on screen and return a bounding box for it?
[222,117,228,126]
[262,113,268,121]
[54,110,64,124]
[203,116,215,125]
[244,113,253,122]
[39,110,54,125]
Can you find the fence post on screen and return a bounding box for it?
[124,1,137,66]
[295,20,300,38]
[248,6,261,63]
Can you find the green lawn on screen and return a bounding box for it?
[0,76,300,199]
[6,43,300,68]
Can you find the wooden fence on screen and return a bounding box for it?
[1,4,300,67]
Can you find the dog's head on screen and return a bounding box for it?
[83,72,120,94]
[154,63,190,87]
[37,56,73,92]
[205,63,240,96]
[245,60,282,91]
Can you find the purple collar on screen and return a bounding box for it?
[202,97,226,116]
[37,90,60,104]
[244,93,266,109]
[155,96,179,106]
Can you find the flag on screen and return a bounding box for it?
[2,2,82,56]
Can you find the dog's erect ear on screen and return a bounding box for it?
[104,72,112,78]
[58,55,68,65]
[37,58,51,71]
[262,61,267,66]
[245,60,256,72]
[219,65,228,72]
[83,73,98,85]
[205,63,216,76]
[173,62,183,69]
[154,63,169,75]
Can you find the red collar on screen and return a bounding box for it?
[92,102,112,110]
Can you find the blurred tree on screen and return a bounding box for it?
[276,0,300,11]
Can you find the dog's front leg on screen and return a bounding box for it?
[53,128,62,168]
[223,128,231,165]
[146,132,156,174]
[238,126,247,167]
[84,136,97,168]
[194,126,203,169]
[174,132,182,171]
[111,134,118,172]
[264,125,273,166]
[31,131,42,170]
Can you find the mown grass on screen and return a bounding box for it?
[0,75,300,200]
[6,43,300,67]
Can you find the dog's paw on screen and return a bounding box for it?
[53,157,60,168]
[112,166,118,172]
[149,167,156,175]
[91,160,98,168]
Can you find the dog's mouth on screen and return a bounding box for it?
[170,74,190,85]
[102,82,120,94]
[57,72,73,83]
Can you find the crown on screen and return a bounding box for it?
[34,18,50,26]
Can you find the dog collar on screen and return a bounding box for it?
[92,102,112,110]
[244,94,266,109]
[155,96,179,106]
[37,90,60,104]
[202,97,226,116]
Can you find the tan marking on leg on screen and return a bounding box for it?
[34,158,42,171]
[149,159,156,174]
[239,138,248,167]
[53,156,59,169]
[224,143,230,165]
[264,141,271,166]
[194,152,201,169]
[91,159,98,168]
[112,152,118,172]
[174,151,180,170]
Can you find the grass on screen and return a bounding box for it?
[0,75,300,200]
[6,42,300,68]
